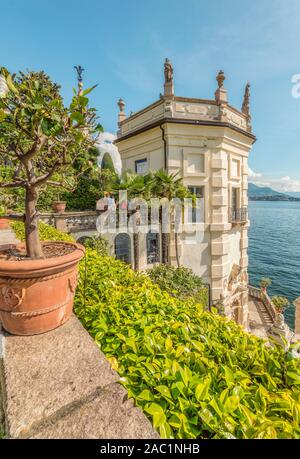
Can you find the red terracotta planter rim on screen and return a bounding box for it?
[0,241,85,278]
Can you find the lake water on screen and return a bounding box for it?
[248,201,300,329]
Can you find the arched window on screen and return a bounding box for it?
[147,232,160,264]
[115,233,131,264]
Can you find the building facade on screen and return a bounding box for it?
[114,60,256,328]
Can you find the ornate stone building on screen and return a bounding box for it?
[115,59,256,328]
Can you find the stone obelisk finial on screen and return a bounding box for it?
[74,65,85,96]
[117,98,126,126]
[242,82,252,132]
[215,69,228,104]
[163,58,174,98]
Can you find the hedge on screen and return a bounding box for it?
[11,220,75,243]
[11,222,300,439]
[148,264,208,309]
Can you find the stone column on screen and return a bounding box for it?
[210,149,230,304]
[54,215,67,233]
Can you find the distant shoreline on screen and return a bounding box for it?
[249,196,300,202]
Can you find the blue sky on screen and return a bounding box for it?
[2,0,300,191]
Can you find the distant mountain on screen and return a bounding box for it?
[248,183,300,201]
[286,191,300,198]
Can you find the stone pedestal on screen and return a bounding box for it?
[164,81,174,98]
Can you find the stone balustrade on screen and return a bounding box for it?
[117,96,251,139]
[248,284,276,321]
[39,211,98,234]
[248,284,295,344]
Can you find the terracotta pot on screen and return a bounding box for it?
[0,218,10,230]
[0,242,85,335]
[52,201,67,214]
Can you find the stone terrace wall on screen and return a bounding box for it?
[0,316,158,439]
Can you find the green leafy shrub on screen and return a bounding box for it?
[13,222,300,439]
[80,234,110,256]
[148,264,208,310]
[260,277,272,290]
[61,169,117,211]
[74,250,300,439]
[11,221,75,243]
[272,296,289,313]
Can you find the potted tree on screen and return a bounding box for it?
[0,68,101,335]
[260,277,272,293]
[272,295,289,314]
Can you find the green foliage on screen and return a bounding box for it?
[0,68,101,255]
[148,264,208,309]
[0,425,5,439]
[260,277,272,290]
[113,169,194,202]
[0,165,25,212]
[151,169,193,200]
[14,222,300,439]
[74,249,300,439]
[11,221,75,243]
[113,171,154,201]
[61,168,117,211]
[0,69,100,178]
[272,296,289,313]
[101,152,116,172]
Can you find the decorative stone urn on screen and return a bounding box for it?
[0,218,10,230]
[52,201,67,214]
[0,242,85,335]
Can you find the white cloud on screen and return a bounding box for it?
[249,169,300,192]
[248,168,262,178]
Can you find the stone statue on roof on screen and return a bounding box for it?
[164,58,173,83]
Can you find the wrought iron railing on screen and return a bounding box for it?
[229,207,248,223]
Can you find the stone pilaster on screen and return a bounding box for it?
[239,157,250,326]
[210,150,230,303]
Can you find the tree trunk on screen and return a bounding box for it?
[25,186,44,258]
[133,232,139,271]
[175,232,180,267]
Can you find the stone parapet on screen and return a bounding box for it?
[0,316,158,439]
